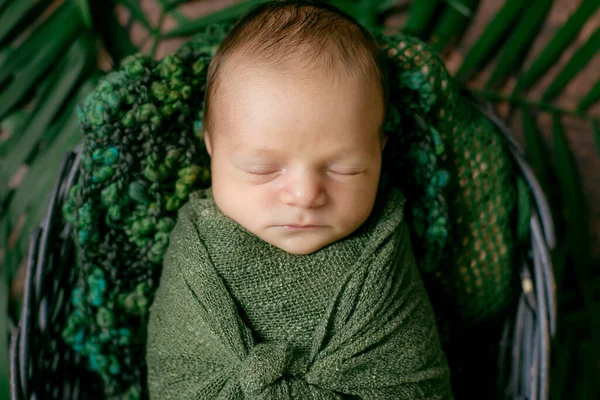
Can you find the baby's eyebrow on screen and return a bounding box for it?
[230,143,367,159]
[230,145,279,156]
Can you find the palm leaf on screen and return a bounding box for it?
[328,0,381,31]
[541,27,600,102]
[119,0,154,33]
[156,0,189,26]
[520,108,555,210]
[161,0,189,12]
[593,120,600,158]
[0,0,51,45]
[428,0,478,52]
[377,0,409,14]
[402,0,441,38]
[551,114,591,268]
[0,71,56,161]
[0,0,79,83]
[0,109,29,158]
[0,34,94,206]
[0,264,9,400]
[551,115,599,379]
[90,1,137,65]
[72,0,92,28]
[163,0,269,38]
[6,80,93,280]
[0,1,83,120]
[0,46,8,66]
[516,0,599,92]
[485,0,553,88]
[579,80,600,111]
[454,0,525,81]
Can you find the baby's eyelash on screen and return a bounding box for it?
[327,169,365,176]
[244,169,278,176]
[240,167,364,177]
[325,160,366,175]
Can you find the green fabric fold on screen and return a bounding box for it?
[146,187,453,399]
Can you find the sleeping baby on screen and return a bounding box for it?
[146,1,453,398]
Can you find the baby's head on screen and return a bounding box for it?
[202,0,390,255]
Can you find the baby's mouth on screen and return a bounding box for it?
[276,225,324,230]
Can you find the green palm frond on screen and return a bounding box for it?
[516,0,598,92]
[403,0,441,37]
[542,27,599,102]
[0,272,8,400]
[486,0,553,88]
[594,120,600,156]
[0,1,97,294]
[427,0,478,52]
[580,79,600,111]
[162,0,269,38]
[454,0,525,80]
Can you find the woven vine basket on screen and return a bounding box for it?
[9,22,556,400]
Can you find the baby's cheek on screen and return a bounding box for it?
[339,186,378,222]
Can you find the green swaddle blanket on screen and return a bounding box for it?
[146,187,453,399]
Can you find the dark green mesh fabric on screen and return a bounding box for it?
[376,33,516,325]
[61,24,516,399]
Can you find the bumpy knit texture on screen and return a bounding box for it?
[146,187,453,399]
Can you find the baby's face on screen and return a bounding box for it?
[205,65,385,254]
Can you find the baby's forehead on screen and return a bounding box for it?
[218,72,381,126]
[212,59,384,136]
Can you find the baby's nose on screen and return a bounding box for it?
[280,170,326,208]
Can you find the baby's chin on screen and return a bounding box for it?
[275,242,327,255]
[258,228,345,255]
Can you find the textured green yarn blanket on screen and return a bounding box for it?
[146,187,453,399]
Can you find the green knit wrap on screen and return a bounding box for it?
[146,187,453,399]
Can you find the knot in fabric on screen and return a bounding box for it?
[238,341,294,397]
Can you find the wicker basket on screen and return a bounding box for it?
[10,144,102,400]
[9,95,556,399]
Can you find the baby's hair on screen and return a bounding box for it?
[202,0,390,140]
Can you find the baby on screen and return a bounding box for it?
[146,1,453,398]
[202,2,389,256]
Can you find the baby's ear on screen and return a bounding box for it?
[204,131,213,156]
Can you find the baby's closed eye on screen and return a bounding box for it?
[243,167,280,176]
[240,166,366,177]
[326,167,365,176]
